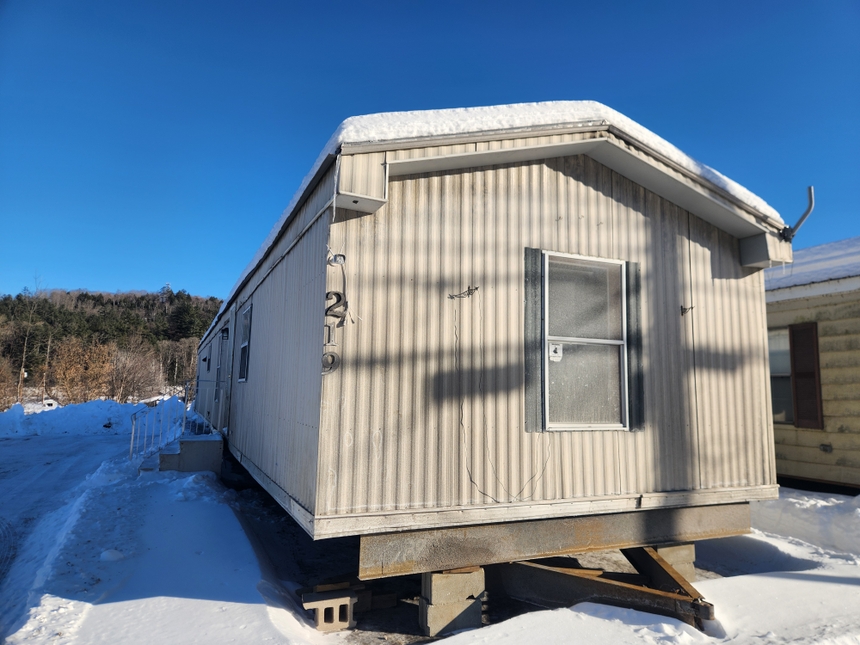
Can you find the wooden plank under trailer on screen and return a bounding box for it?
[486,548,714,630]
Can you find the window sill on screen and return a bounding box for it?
[546,424,628,432]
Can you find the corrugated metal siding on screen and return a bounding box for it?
[339,152,386,199]
[225,167,336,514]
[318,153,772,517]
[689,217,774,489]
[769,290,860,486]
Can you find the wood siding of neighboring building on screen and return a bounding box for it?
[317,153,775,533]
[768,289,860,486]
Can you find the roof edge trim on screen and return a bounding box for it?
[349,122,778,229]
[340,120,611,153]
[766,275,860,303]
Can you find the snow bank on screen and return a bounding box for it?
[0,398,180,438]
[0,403,25,435]
[22,399,60,414]
[215,101,783,334]
[752,488,860,556]
[442,602,710,645]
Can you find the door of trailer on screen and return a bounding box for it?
[214,320,234,433]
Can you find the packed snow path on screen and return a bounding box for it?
[1,401,860,644]
[0,435,129,570]
[0,401,324,644]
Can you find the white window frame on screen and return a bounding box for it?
[768,328,793,424]
[238,304,252,383]
[542,250,629,431]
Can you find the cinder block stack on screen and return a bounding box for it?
[419,568,485,636]
[656,543,697,582]
[302,589,358,632]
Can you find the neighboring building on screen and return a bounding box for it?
[765,236,860,488]
[197,102,792,578]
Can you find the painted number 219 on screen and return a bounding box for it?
[322,291,345,374]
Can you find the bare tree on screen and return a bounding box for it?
[41,332,53,403]
[180,337,199,381]
[0,355,16,411]
[157,340,178,385]
[16,282,42,403]
[157,337,200,387]
[52,337,112,404]
[108,336,163,403]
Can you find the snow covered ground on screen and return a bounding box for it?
[1,401,859,644]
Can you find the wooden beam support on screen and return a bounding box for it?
[485,554,714,630]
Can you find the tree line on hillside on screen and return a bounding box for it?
[0,285,221,410]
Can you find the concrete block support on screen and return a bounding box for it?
[422,569,485,604]
[419,569,484,636]
[419,598,482,637]
[302,590,358,632]
[656,543,696,582]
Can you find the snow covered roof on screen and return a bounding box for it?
[328,102,782,223]
[765,236,860,291]
[208,101,785,341]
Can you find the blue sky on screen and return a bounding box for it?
[1,0,858,298]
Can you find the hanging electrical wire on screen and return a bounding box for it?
[451,288,552,504]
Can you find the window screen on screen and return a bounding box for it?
[768,329,793,424]
[544,253,627,430]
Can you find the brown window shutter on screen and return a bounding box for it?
[789,322,823,429]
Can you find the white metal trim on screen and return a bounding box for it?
[388,139,603,177]
[546,423,628,432]
[541,250,629,432]
[766,275,860,303]
[335,191,387,214]
[543,251,550,431]
[340,121,611,154]
[547,336,625,346]
[230,443,316,536]
[311,485,779,539]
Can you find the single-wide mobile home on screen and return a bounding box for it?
[197,101,792,578]
[765,236,860,489]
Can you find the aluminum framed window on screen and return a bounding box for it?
[542,251,629,431]
[768,328,793,424]
[238,304,252,382]
[768,323,823,429]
